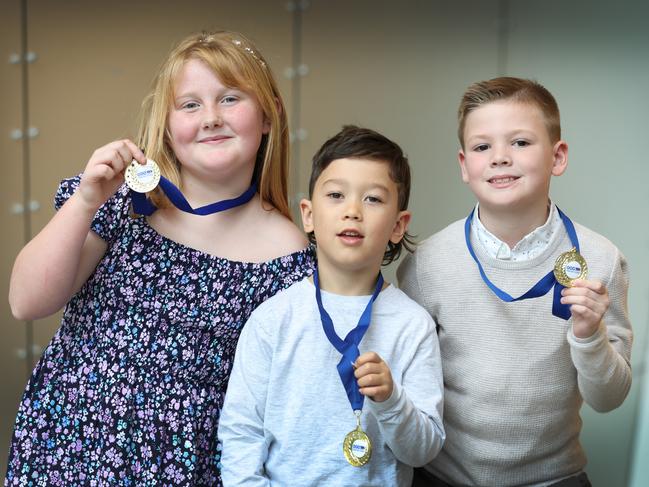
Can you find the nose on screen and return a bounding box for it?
[343,200,362,221]
[202,115,223,130]
[490,146,512,167]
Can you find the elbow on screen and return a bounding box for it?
[411,428,446,467]
[9,294,36,321]
[587,379,632,413]
[9,289,54,321]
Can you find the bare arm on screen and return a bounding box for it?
[9,139,146,320]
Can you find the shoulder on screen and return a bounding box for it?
[573,221,628,282]
[573,221,622,256]
[252,203,309,257]
[250,277,312,320]
[415,218,466,254]
[379,286,435,328]
[399,219,465,274]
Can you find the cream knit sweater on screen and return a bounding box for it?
[397,218,632,486]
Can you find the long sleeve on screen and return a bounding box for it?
[568,247,633,412]
[218,315,271,487]
[366,326,445,467]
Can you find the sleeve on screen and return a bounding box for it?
[396,250,426,307]
[54,174,132,242]
[218,312,272,487]
[568,247,633,412]
[365,310,445,466]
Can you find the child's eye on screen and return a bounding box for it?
[326,192,343,200]
[513,139,530,147]
[473,143,489,152]
[221,95,239,104]
[181,101,200,110]
[365,195,383,204]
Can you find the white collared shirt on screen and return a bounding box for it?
[472,201,563,262]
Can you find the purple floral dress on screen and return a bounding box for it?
[5,177,315,486]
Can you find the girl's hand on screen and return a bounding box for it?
[354,351,394,403]
[77,139,147,210]
[561,279,610,339]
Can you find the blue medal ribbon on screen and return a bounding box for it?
[130,175,257,216]
[314,269,384,411]
[464,206,580,320]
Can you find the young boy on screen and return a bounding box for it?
[218,126,445,486]
[398,77,632,487]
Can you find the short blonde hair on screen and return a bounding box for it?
[457,77,561,148]
[137,31,291,219]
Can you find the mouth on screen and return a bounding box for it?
[488,175,520,186]
[337,229,364,244]
[198,135,231,143]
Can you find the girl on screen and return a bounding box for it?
[7,31,314,486]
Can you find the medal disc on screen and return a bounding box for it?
[554,247,588,287]
[343,426,372,467]
[125,158,161,193]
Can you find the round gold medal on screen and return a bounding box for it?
[125,158,160,193]
[343,426,372,467]
[554,247,588,287]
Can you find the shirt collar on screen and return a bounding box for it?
[471,201,563,261]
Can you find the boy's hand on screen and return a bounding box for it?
[77,139,147,211]
[561,279,610,339]
[354,352,393,403]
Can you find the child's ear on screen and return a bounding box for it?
[458,149,469,183]
[299,198,314,234]
[390,210,412,244]
[551,140,568,176]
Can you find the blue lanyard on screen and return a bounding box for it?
[130,176,257,216]
[464,206,579,320]
[314,269,384,411]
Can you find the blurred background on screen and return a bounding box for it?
[1,0,647,484]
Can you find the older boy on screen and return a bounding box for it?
[219,126,445,486]
[398,77,632,487]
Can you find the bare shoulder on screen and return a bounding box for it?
[252,204,309,257]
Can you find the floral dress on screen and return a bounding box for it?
[5,177,315,486]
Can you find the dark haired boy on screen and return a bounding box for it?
[219,126,445,486]
[399,77,632,487]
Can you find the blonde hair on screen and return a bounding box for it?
[457,77,561,149]
[137,31,291,219]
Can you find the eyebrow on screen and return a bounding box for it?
[321,179,390,192]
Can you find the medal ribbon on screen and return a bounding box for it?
[464,206,579,320]
[314,269,384,411]
[130,176,257,216]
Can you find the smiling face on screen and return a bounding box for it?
[301,157,410,281]
[458,100,568,219]
[167,58,270,188]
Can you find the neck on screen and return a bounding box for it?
[478,200,550,248]
[315,263,382,296]
[179,166,254,208]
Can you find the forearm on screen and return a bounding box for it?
[367,382,444,466]
[9,192,100,320]
[569,323,632,412]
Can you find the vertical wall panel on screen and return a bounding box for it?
[0,0,28,481]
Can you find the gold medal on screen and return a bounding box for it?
[343,411,372,467]
[125,158,160,193]
[554,247,588,287]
